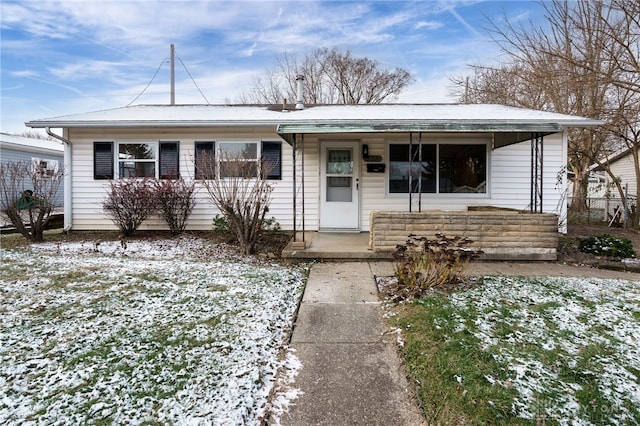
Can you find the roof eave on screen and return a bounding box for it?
[24,120,281,128]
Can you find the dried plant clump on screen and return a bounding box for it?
[387,233,483,302]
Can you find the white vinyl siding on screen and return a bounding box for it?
[358,133,565,231]
[68,128,297,231]
[66,128,566,233]
[608,152,638,198]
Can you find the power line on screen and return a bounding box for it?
[126,58,168,106]
[177,55,210,104]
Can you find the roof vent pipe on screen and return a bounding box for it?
[295,75,305,110]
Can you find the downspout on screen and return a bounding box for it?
[46,127,72,232]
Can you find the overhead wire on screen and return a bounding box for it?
[126,47,210,106]
[177,55,210,104]
[126,58,168,106]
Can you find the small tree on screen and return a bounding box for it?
[153,177,196,235]
[196,151,274,255]
[0,160,64,242]
[102,178,157,237]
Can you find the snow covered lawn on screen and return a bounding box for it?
[0,237,306,424]
[393,276,640,425]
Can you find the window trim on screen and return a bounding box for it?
[116,141,158,179]
[386,140,489,197]
[194,140,282,180]
[31,157,59,178]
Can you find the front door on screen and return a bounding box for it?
[320,141,359,229]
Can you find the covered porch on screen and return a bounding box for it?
[281,208,560,261]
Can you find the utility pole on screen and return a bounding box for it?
[170,44,175,105]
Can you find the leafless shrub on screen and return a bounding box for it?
[102,178,157,237]
[196,151,274,255]
[153,177,196,235]
[0,160,64,241]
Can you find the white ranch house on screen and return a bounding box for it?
[26,103,600,260]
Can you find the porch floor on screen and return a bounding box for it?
[282,232,393,260]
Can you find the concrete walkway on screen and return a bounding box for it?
[281,262,424,426]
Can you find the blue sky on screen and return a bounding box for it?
[1,0,546,134]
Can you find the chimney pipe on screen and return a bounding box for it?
[295,75,305,110]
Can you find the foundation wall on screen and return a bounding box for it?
[369,210,559,261]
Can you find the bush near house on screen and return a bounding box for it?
[153,178,196,235]
[102,178,157,237]
[579,234,635,258]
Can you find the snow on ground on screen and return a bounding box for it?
[0,237,307,424]
[448,276,640,425]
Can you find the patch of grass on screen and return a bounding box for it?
[392,296,520,425]
[389,276,640,425]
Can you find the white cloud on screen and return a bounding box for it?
[415,20,444,30]
[11,70,40,78]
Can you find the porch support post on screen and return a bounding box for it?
[530,133,544,213]
[418,132,423,212]
[292,134,297,241]
[301,134,305,241]
[409,132,413,212]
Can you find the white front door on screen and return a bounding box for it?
[320,141,360,229]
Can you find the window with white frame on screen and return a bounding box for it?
[93,141,179,180]
[389,142,487,194]
[118,143,157,178]
[193,141,282,180]
[31,157,59,177]
[219,142,258,178]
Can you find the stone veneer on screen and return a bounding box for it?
[369,209,559,261]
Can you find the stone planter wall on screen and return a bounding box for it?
[369,210,559,261]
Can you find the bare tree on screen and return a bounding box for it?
[599,86,640,228]
[0,160,63,241]
[236,47,413,105]
[451,0,624,214]
[17,131,55,141]
[196,151,274,255]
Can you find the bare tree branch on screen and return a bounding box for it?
[236,47,413,105]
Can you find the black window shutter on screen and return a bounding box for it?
[94,142,114,180]
[195,141,215,179]
[159,141,179,179]
[262,141,281,180]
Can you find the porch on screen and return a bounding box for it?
[282,209,560,261]
[282,232,391,260]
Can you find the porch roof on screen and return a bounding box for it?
[275,122,562,148]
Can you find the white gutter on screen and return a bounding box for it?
[25,117,605,129]
[46,127,72,232]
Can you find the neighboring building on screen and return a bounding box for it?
[0,132,65,213]
[593,146,639,200]
[592,146,639,224]
[26,103,600,259]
